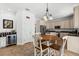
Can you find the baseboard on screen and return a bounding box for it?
[17,43,24,45]
[24,42,33,44]
[17,41,33,45]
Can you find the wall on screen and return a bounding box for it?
[22,10,36,44]
[16,10,23,45]
[35,20,40,32]
[35,19,47,33]
[16,10,36,45]
[0,4,36,45]
[40,20,46,25]
[0,4,16,32]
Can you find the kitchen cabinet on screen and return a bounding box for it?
[67,36,79,54]
[74,6,79,28]
[0,34,16,48]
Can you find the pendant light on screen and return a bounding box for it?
[43,3,53,21]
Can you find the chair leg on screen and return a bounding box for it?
[50,49,55,56]
[60,50,64,56]
[40,51,43,56]
[49,48,52,56]
[53,50,56,56]
[51,49,54,56]
[34,48,37,56]
[46,48,49,56]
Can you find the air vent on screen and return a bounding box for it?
[25,8,30,11]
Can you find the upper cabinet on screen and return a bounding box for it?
[74,6,79,28]
[45,18,73,29]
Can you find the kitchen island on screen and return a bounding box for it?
[63,36,79,54]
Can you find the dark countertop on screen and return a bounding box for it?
[68,34,79,37]
[46,28,79,37]
[0,32,16,37]
[46,28,78,33]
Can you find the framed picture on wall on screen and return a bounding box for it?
[3,19,13,29]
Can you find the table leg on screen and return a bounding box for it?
[58,32,60,37]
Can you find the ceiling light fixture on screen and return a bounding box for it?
[43,3,53,21]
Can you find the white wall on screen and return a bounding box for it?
[16,10,36,45]
[0,4,16,32]
[16,10,23,45]
[35,20,40,32]
[22,10,36,44]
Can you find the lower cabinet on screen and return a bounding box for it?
[0,37,6,48]
[0,34,17,48]
[67,36,79,54]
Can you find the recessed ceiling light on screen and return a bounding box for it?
[8,8,11,11]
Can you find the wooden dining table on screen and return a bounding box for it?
[41,34,60,41]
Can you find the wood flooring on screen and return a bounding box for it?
[0,42,79,56]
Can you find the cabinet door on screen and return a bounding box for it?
[0,37,6,48]
[11,35,16,44]
[7,36,11,44]
[67,36,79,54]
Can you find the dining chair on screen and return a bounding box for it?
[49,37,67,56]
[32,33,49,56]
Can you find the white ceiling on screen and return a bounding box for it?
[2,3,79,19]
